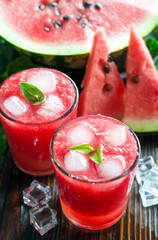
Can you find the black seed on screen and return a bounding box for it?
[63,15,72,20]
[83,1,93,8]
[102,84,112,93]
[53,21,62,28]
[131,75,139,83]
[104,65,110,74]
[81,22,87,28]
[107,55,113,62]
[94,2,102,9]
[36,4,45,11]
[76,15,82,21]
[48,2,58,8]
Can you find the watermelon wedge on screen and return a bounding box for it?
[122,24,158,132]
[78,28,125,119]
[0,0,157,68]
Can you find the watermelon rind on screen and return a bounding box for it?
[123,119,158,133]
[0,10,157,68]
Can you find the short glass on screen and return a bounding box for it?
[0,68,78,176]
[50,115,140,230]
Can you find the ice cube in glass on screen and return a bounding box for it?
[23,180,51,207]
[3,96,28,116]
[28,70,56,93]
[29,203,57,235]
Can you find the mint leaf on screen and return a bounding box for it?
[69,144,103,164]
[0,121,7,156]
[146,37,158,71]
[20,82,45,105]
[69,144,94,154]
[89,146,103,165]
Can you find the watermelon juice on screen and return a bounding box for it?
[0,68,78,175]
[50,115,140,230]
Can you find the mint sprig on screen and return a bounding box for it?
[20,82,45,105]
[68,144,103,165]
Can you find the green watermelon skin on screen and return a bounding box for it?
[0,0,157,68]
[122,24,158,132]
[78,28,125,119]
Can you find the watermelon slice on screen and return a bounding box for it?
[0,0,157,68]
[78,28,125,119]
[122,24,158,132]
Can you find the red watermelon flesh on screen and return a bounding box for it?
[78,28,125,119]
[122,24,158,132]
[0,0,157,54]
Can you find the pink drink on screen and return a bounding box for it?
[50,115,140,230]
[0,68,78,175]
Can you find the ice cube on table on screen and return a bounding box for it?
[139,188,158,207]
[67,122,94,145]
[28,70,56,93]
[136,156,156,185]
[106,125,126,146]
[64,151,88,172]
[3,96,28,116]
[23,180,51,207]
[36,95,64,116]
[29,203,57,235]
[141,169,158,197]
[97,155,125,179]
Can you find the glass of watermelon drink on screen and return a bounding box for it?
[0,68,78,176]
[50,115,140,230]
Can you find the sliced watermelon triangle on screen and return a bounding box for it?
[122,24,158,132]
[78,28,125,119]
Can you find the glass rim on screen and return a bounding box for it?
[0,68,79,126]
[50,115,141,184]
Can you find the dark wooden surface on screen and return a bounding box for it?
[0,134,158,240]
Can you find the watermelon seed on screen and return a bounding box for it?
[76,15,83,21]
[102,84,112,93]
[63,15,72,20]
[104,65,110,74]
[94,2,102,9]
[36,4,45,11]
[83,1,93,8]
[48,2,58,9]
[107,55,113,62]
[53,21,62,28]
[131,75,139,83]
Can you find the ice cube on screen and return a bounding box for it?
[97,155,125,180]
[141,169,158,197]
[3,96,28,116]
[36,95,64,116]
[29,203,57,235]
[136,156,156,185]
[64,151,88,171]
[28,70,56,93]
[67,122,94,145]
[139,188,158,207]
[23,180,51,207]
[107,125,126,146]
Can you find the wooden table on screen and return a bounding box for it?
[0,134,158,240]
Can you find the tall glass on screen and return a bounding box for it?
[0,68,78,176]
[50,115,140,230]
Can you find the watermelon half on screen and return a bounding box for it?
[122,24,158,133]
[78,28,125,119]
[0,0,157,68]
